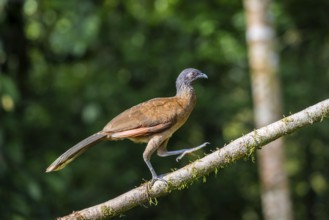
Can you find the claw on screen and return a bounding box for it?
[176,142,210,162]
[149,175,168,187]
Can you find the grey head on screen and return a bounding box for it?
[176,68,208,91]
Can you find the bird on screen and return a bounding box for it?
[46,68,208,182]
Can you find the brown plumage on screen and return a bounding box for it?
[46,68,208,181]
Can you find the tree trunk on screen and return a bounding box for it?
[243,0,293,219]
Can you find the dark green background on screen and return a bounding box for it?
[1,0,329,219]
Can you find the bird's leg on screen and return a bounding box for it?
[144,158,168,186]
[144,159,159,180]
[157,142,210,162]
[143,137,168,184]
[175,142,210,161]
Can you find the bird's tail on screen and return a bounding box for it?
[46,132,106,172]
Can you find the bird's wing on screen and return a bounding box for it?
[103,97,185,136]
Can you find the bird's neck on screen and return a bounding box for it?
[176,83,195,100]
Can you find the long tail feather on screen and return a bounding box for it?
[46,132,105,172]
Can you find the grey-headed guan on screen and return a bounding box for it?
[46,68,208,182]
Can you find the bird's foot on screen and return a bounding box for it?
[149,174,168,187]
[176,142,210,162]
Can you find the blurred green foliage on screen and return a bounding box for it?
[0,0,329,219]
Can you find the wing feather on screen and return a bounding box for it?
[103,97,184,135]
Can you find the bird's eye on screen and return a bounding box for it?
[187,71,196,78]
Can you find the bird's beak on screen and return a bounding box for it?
[198,73,208,79]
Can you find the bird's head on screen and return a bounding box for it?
[176,68,208,89]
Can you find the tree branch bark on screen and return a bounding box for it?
[58,99,329,220]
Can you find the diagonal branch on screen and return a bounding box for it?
[58,99,329,220]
